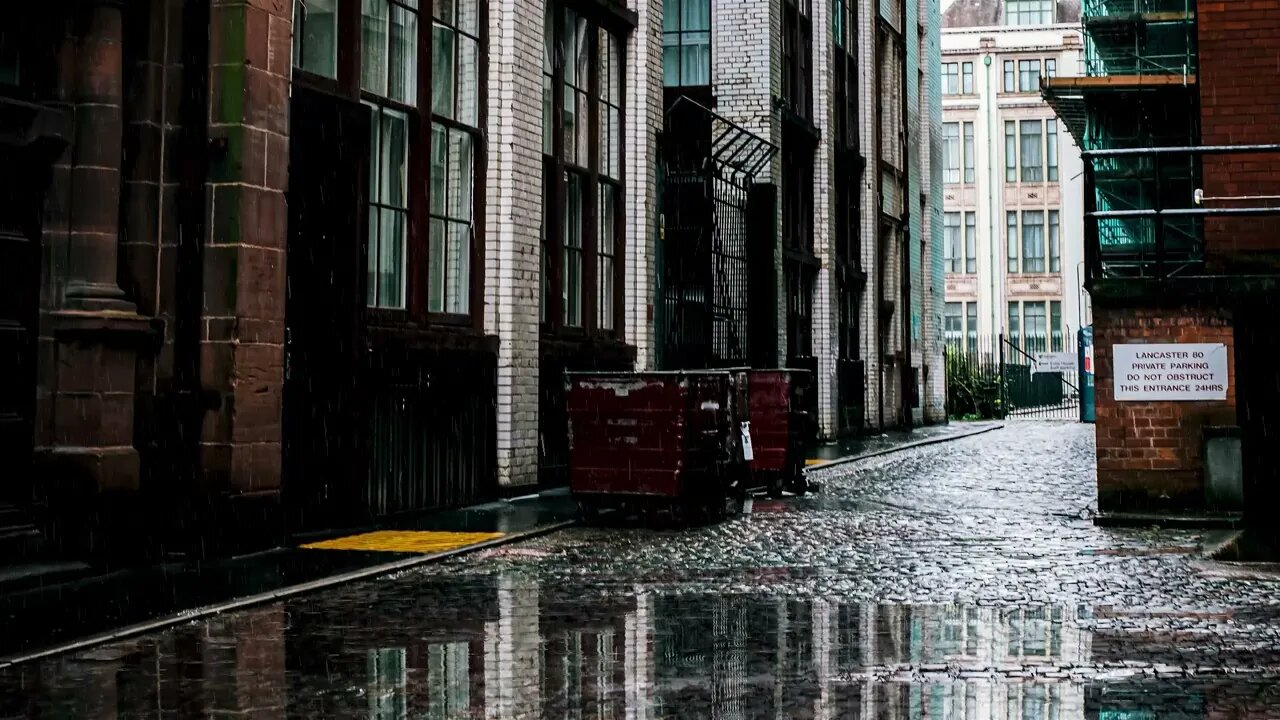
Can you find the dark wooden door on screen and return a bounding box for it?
[283,86,371,533]
[0,100,66,510]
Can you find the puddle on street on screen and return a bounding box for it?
[3,572,1278,719]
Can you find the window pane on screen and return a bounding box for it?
[447,221,470,314]
[1049,209,1060,272]
[1003,60,1014,92]
[1046,119,1059,181]
[456,35,480,126]
[434,0,454,24]
[361,0,390,95]
[457,0,479,35]
[295,0,339,78]
[1005,121,1017,182]
[962,62,974,94]
[542,73,554,155]
[563,87,578,165]
[599,186,616,332]
[1008,302,1020,347]
[1025,302,1046,353]
[944,212,960,273]
[682,31,711,85]
[388,4,417,104]
[663,36,680,86]
[448,130,473,221]
[429,218,446,312]
[380,109,409,207]
[1007,211,1018,273]
[378,209,406,308]
[683,0,710,31]
[663,0,679,32]
[1050,301,1062,351]
[965,211,977,273]
[564,173,583,326]
[367,207,380,306]
[430,124,447,214]
[963,122,975,183]
[368,103,382,198]
[432,24,455,117]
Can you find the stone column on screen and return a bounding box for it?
[65,0,131,310]
[199,0,291,510]
[35,1,153,532]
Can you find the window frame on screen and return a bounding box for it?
[290,0,490,329]
[945,302,962,346]
[1050,301,1063,351]
[966,302,978,353]
[1007,0,1054,26]
[1046,118,1059,181]
[943,122,960,184]
[663,0,711,87]
[942,62,959,95]
[1004,120,1017,183]
[1049,209,1060,272]
[1006,211,1019,273]
[1019,119,1043,183]
[1017,59,1041,93]
[541,1,629,337]
[962,61,974,94]
[944,211,961,274]
[781,0,814,120]
[1021,209,1045,273]
[1002,60,1015,93]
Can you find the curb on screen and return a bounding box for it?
[0,519,577,669]
[1092,513,1245,530]
[805,423,1005,473]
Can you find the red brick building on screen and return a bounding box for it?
[1045,0,1280,521]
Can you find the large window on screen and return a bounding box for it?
[1007,0,1053,26]
[1019,119,1043,182]
[945,303,962,346]
[942,62,959,95]
[663,0,710,86]
[1003,60,1015,93]
[1018,59,1040,92]
[430,0,483,315]
[782,0,814,118]
[944,212,961,273]
[943,123,960,184]
[962,61,974,94]
[542,4,626,333]
[1024,301,1047,352]
[362,0,421,310]
[291,0,486,320]
[1022,210,1045,273]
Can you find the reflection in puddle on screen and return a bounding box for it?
[1,573,1276,718]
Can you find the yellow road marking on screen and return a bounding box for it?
[805,459,828,467]
[301,530,505,554]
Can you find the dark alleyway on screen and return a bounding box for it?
[4,422,1280,718]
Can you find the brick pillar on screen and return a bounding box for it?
[486,0,545,488]
[35,1,153,520]
[199,0,290,502]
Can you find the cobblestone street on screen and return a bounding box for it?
[5,422,1280,718]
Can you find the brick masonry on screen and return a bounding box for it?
[1197,0,1280,268]
[1092,304,1236,513]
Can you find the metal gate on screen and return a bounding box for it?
[1000,335,1081,420]
[659,97,776,369]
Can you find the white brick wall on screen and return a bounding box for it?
[486,0,546,487]
[626,0,663,370]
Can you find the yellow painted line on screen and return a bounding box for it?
[301,530,506,554]
[805,459,829,467]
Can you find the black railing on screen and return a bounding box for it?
[1082,143,1280,282]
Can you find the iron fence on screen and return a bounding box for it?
[945,333,1082,421]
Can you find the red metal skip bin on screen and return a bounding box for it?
[566,369,813,524]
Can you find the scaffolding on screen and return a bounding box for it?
[1043,0,1200,271]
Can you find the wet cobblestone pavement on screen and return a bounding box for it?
[5,422,1280,718]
